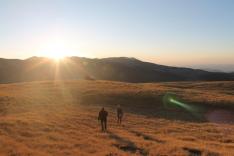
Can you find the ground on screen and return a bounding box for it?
[0,80,234,156]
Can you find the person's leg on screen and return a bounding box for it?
[101,120,104,131]
[104,120,107,131]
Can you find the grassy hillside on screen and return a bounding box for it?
[0,80,234,155]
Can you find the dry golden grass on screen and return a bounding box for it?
[0,80,234,156]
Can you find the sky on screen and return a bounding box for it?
[0,0,233,71]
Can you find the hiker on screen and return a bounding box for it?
[98,107,108,132]
[117,105,124,124]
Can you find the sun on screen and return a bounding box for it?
[38,40,68,61]
[49,52,66,61]
[37,37,85,61]
[42,50,66,62]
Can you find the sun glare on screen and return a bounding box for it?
[38,39,70,61]
[49,52,65,61]
[37,36,86,61]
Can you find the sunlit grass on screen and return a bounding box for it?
[0,81,234,155]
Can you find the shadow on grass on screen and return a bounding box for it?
[129,130,166,144]
[183,147,202,156]
[108,131,148,156]
[79,94,234,123]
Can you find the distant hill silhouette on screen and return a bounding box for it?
[0,56,233,83]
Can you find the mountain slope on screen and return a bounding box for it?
[0,56,233,83]
[0,80,234,155]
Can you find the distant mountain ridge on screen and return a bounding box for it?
[0,56,233,83]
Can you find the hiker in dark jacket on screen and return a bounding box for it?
[98,107,108,132]
[117,105,124,124]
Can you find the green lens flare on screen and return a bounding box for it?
[163,92,193,111]
[169,98,192,111]
[163,92,203,120]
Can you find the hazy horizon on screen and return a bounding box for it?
[0,0,234,71]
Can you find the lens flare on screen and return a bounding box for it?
[163,92,202,120]
[169,98,193,111]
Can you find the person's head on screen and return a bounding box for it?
[117,105,121,108]
[102,107,105,111]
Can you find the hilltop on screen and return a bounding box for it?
[0,80,234,155]
[0,57,234,84]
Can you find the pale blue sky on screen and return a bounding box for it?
[0,0,233,71]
